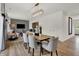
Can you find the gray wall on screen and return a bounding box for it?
[11,18,29,33]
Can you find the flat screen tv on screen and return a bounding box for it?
[17,24,25,29]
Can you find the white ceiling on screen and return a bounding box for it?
[5,3,79,19]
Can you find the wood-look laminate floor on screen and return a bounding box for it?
[0,36,79,56]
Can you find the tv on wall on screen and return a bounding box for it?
[17,24,25,29]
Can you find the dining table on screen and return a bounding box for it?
[35,34,50,55]
[27,32,50,55]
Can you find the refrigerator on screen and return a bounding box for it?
[0,14,5,52]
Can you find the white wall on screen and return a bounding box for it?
[7,12,27,20]
[73,20,79,34]
[62,15,75,41]
[6,11,29,33]
[6,12,29,33]
[0,3,1,13]
[40,11,64,41]
[30,11,75,41]
[7,17,12,32]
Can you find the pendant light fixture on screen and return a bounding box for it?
[31,3,44,17]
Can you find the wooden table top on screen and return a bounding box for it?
[27,32,50,41]
[7,32,16,36]
[34,34,50,41]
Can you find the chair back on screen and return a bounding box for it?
[53,37,58,50]
[28,34,37,49]
[48,36,58,51]
[16,32,19,37]
[23,33,28,43]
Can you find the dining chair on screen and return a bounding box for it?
[28,34,37,56]
[22,33,29,49]
[7,32,11,39]
[42,36,58,56]
[16,32,19,37]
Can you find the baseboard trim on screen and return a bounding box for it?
[60,35,75,42]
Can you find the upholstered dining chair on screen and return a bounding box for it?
[28,34,38,56]
[22,33,29,49]
[16,32,19,37]
[42,36,59,56]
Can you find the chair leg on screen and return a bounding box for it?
[41,47,43,55]
[56,50,58,56]
[51,52,53,56]
[40,41,42,56]
[32,48,34,56]
[28,47,30,53]
[24,43,27,49]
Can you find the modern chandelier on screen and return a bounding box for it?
[31,3,44,17]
